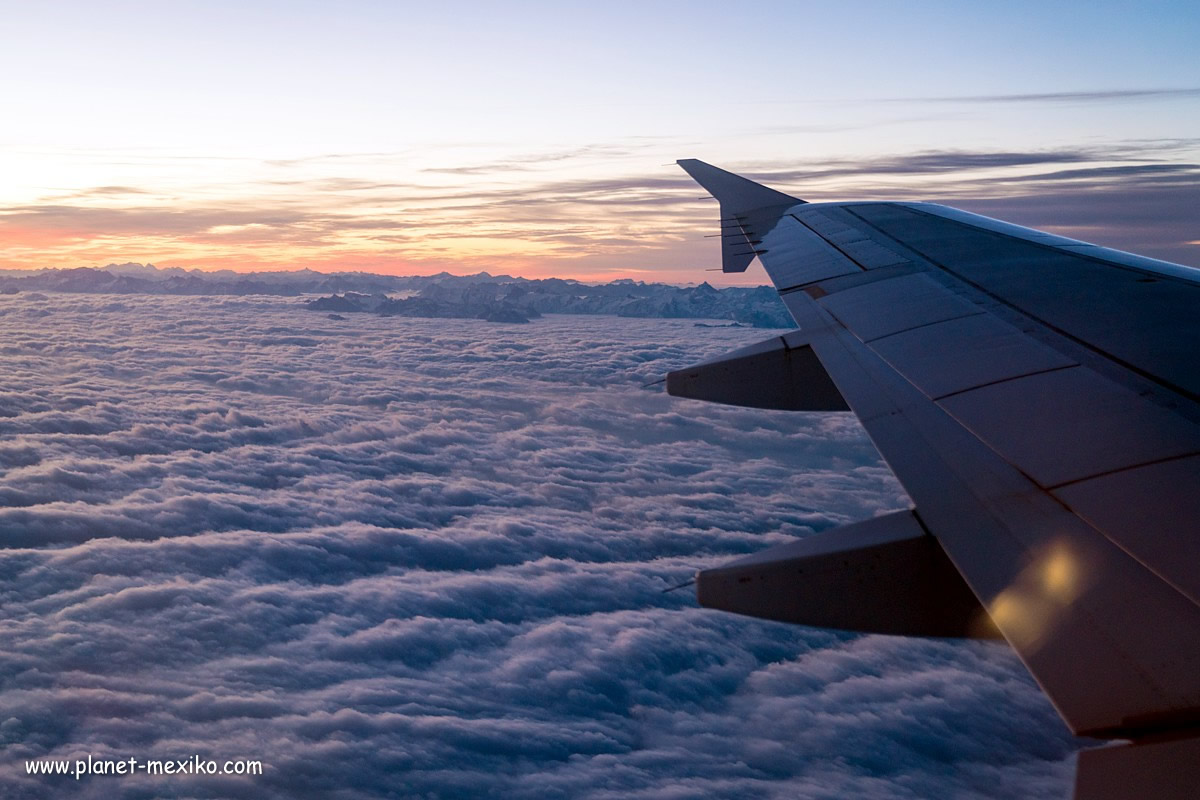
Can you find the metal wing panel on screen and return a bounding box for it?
[868,313,1078,400]
[791,207,859,238]
[792,208,912,268]
[936,366,1200,488]
[843,202,1200,401]
[785,293,1200,737]
[1055,455,1200,608]
[800,259,1200,488]
[816,272,985,342]
[911,202,1200,283]
[836,237,911,269]
[755,214,862,288]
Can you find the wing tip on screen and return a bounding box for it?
[675,159,803,211]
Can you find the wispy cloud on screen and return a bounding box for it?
[420,142,662,176]
[2,139,1197,278]
[60,185,151,198]
[744,149,1101,183]
[898,87,1200,104]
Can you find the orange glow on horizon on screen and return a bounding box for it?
[4,141,1197,285]
[0,224,760,286]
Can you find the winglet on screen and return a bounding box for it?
[677,159,802,272]
[677,159,802,216]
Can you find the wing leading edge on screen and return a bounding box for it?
[670,160,1200,800]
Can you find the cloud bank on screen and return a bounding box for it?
[0,294,1079,798]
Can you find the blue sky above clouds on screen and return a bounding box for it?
[0,1,1196,280]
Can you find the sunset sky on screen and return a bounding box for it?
[1,0,1197,284]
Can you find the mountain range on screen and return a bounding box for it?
[0,263,793,327]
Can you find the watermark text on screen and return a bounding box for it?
[26,754,263,779]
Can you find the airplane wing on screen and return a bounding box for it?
[670,159,1200,799]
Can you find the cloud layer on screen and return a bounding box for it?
[0,294,1079,798]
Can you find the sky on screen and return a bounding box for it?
[0,0,1198,283]
[0,295,1080,798]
